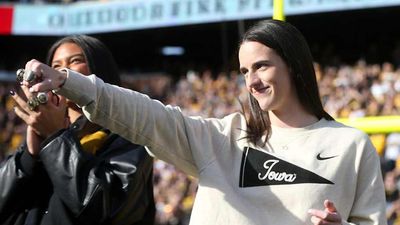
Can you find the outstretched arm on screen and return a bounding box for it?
[22,59,227,176]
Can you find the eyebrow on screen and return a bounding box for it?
[240,60,271,72]
[51,53,85,64]
[252,60,271,68]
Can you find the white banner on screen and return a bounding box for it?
[11,0,400,35]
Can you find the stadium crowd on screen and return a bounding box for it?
[1,60,400,224]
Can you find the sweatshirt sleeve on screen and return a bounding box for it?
[345,136,387,225]
[56,70,229,177]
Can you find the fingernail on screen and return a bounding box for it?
[29,87,34,92]
[9,90,15,96]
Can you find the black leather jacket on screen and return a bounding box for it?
[0,117,155,225]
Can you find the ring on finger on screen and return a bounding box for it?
[36,92,48,104]
[27,97,40,111]
[25,70,36,83]
[16,68,36,83]
[27,92,48,111]
[16,69,25,82]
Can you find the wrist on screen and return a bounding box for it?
[57,69,68,88]
[20,147,39,176]
[26,144,40,158]
[53,68,68,93]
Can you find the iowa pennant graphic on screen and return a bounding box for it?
[239,147,333,187]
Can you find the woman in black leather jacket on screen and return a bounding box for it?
[0,35,155,225]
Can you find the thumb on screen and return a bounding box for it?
[324,199,337,213]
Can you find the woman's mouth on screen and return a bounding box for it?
[253,86,270,95]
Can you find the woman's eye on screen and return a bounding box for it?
[71,58,84,64]
[258,64,268,70]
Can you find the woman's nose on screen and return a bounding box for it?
[246,72,260,87]
[62,62,71,69]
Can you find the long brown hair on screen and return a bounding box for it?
[239,19,333,146]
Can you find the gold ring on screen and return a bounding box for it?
[15,68,36,83]
[36,92,48,104]
[27,97,40,111]
[16,69,25,82]
[24,70,36,83]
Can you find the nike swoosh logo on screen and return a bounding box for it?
[316,153,338,161]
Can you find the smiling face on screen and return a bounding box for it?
[239,41,299,113]
[51,42,91,112]
[51,42,90,75]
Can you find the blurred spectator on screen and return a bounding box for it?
[0,82,24,162]
[385,133,400,162]
[385,171,400,225]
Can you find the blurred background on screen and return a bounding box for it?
[1,0,400,224]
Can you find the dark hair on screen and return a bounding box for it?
[46,35,121,86]
[239,19,333,145]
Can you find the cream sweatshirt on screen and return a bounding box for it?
[57,70,387,225]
